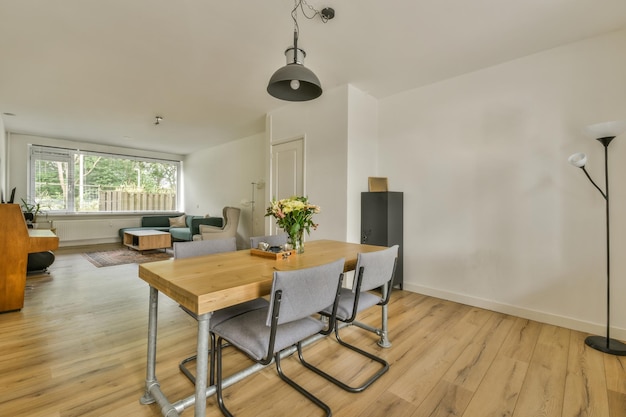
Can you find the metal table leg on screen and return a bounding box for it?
[139,287,180,416]
[140,286,159,405]
[353,282,392,348]
[194,312,211,417]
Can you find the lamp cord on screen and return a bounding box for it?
[290,0,333,42]
[292,0,332,24]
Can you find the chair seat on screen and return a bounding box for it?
[322,288,381,321]
[212,307,326,361]
[180,297,268,327]
[211,298,269,328]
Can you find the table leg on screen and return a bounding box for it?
[378,282,392,348]
[194,312,211,417]
[353,283,392,348]
[140,286,180,416]
[378,308,391,348]
[140,286,159,405]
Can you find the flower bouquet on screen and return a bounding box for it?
[265,196,320,253]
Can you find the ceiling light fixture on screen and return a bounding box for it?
[267,0,335,102]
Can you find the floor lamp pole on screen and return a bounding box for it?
[583,137,626,355]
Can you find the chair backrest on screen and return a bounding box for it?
[268,258,344,326]
[353,245,399,293]
[173,236,237,259]
[250,234,288,249]
[198,207,241,240]
[222,206,240,233]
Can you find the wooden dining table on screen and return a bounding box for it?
[138,239,390,417]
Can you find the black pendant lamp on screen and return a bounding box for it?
[267,1,334,102]
[267,31,322,102]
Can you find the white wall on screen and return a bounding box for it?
[379,28,626,339]
[346,86,379,243]
[183,133,266,249]
[267,85,350,242]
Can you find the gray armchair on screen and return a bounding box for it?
[194,206,240,242]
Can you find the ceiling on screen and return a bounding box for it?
[1,0,626,155]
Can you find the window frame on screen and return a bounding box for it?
[28,144,182,214]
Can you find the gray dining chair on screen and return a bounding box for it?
[173,236,237,258]
[212,258,345,417]
[300,245,398,393]
[249,233,288,249]
[173,236,268,384]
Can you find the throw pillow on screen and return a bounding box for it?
[169,214,186,228]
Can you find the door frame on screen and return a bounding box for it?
[266,135,306,235]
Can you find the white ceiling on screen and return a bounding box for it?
[1,0,626,155]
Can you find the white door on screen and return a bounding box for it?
[270,138,304,234]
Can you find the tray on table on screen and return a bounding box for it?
[250,248,295,259]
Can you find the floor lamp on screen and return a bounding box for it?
[568,121,626,356]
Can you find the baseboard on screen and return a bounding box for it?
[404,283,626,342]
[59,237,120,247]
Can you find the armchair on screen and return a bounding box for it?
[195,207,241,241]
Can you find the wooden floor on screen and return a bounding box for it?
[1,244,625,417]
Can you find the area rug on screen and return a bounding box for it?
[82,249,172,268]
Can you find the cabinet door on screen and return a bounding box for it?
[361,192,403,288]
[361,192,390,245]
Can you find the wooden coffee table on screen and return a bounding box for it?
[123,230,171,252]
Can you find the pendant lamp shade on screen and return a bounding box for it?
[266,1,333,101]
[267,40,322,102]
[267,62,322,101]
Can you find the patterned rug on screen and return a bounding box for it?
[82,249,172,268]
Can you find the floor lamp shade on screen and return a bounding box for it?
[568,152,587,167]
[585,121,626,139]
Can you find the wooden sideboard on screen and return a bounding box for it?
[0,204,59,313]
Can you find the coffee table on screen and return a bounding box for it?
[123,230,171,252]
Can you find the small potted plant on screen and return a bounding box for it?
[21,198,42,225]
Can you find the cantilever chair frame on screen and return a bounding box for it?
[302,249,398,393]
[213,261,345,417]
[173,237,267,385]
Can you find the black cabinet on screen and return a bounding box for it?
[361,192,403,289]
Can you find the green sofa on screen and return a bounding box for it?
[118,214,223,242]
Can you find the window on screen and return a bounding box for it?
[29,145,180,213]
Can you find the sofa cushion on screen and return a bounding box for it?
[169,214,186,227]
[190,217,223,235]
[142,215,182,228]
[170,227,191,241]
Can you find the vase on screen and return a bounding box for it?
[289,229,305,254]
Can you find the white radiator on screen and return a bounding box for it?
[54,218,140,246]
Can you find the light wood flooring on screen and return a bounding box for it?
[1,244,624,417]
